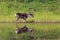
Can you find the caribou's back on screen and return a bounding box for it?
[16,13,28,19]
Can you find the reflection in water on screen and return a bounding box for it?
[0,23,60,40]
[16,24,33,34]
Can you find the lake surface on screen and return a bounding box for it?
[0,23,60,40]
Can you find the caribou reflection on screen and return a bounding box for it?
[16,24,33,34]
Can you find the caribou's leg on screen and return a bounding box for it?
[16,23,19,34]
[16,24,22,34]
[24,18,27,26]
[16,16,19,24]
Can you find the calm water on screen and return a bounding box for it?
[0,23,60,40]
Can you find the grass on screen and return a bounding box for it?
[0,23,60,40]
[0,1,60,22]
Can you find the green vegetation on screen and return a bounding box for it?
[0,0,60,21]
[0,0,60,40]
[0,23,60,40]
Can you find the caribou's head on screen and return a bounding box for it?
[28,14,34,17]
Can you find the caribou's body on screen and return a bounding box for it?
[15,13,34,23]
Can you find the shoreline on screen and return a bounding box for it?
[0,21,60,23]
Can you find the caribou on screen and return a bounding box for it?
[15,13,34,23]
[16,25,33,34]
[15,8,34,23]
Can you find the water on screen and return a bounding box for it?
[0,23,60,40]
